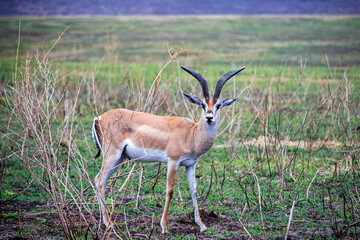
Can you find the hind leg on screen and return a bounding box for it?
[95,145,127,228]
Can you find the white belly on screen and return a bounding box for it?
[124,139,169,163]
[179,157,197,166]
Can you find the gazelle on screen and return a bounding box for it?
[93,65,245,233]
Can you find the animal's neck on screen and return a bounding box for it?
[193,116,219,154]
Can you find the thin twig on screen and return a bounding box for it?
[239,219,254,240]
[31,24,72,78]
[285,200,296,240]
[250,172,264,232]
[136,166,144,209]
[14,18,21,81]
[306,170,319,201]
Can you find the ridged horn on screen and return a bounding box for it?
[213,66,245,98]
[181,66,210,98]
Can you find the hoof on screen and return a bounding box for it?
[200,227,207,232]
[160,221,168,234]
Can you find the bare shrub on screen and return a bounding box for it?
[3,55,101,239]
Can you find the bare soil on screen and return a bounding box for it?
[1,199,358,239]
[0,199,248,239]
[0,200,60,239]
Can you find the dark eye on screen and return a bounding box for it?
[215,104,221,110]
[201,103,206,110]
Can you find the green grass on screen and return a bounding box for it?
[1,16,360,66]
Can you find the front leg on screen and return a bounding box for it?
[186,164,207,232]
[160,160,178,234]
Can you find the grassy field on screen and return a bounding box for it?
[1,16,360,66]
[0,16,360,239]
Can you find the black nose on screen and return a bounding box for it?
[206,110,214,122]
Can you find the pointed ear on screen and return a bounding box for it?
[183,92,202,106]
[221,98,238,108]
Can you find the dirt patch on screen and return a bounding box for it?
[115,209,247,239]
[0,199,246,239]
[1,199,358,239]
[0,200,60,239]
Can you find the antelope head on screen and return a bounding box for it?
[181,66,245,126]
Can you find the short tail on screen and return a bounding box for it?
[92,117,102,159]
